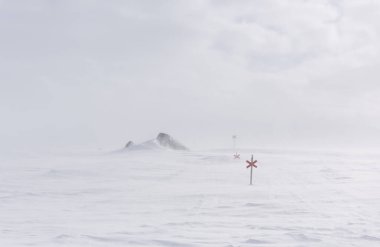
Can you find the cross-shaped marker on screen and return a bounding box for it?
[234,153,240,159]
[246,155,258,185]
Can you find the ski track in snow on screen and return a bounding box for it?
[0,149,379,246]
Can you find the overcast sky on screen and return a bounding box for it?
[1,0,380,151]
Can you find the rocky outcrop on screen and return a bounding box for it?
[125,141,134,148]
[123,133,188,151]
[156,133,188,150]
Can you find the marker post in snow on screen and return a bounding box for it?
[246,155,258,185]
[232,135,237,150]
[232,135,240,159]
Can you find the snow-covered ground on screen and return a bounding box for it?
[1,148,379,246]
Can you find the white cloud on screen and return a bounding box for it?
[1,0,380,150]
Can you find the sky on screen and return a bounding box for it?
[1,0,380,151]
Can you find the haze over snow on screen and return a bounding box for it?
[1,0,380,150]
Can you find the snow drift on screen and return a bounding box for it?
[2,148,379,246]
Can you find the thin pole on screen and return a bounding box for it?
[250,155,253,185]
[232,135,236,151]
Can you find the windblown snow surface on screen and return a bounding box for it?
[0,148,379,246]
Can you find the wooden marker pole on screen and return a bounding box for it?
[232,135,240,159]
[250,160,253,185]
[232,135,237,151]
[246,155,258,185]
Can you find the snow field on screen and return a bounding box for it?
[0,149,379,246]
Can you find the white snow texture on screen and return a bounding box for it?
[0,148,379,246]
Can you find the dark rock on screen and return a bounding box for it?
[156,133,188,150]
[125,141,134,148]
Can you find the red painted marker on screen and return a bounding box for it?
[246,155,258,185]
[246,160,257,168]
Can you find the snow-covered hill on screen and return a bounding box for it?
[1,148,379,246]
[122,132,188,151]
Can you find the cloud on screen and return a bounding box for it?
[1,0,380,150]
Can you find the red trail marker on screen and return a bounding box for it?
[246,155,258,185]
[234,153,240,159]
